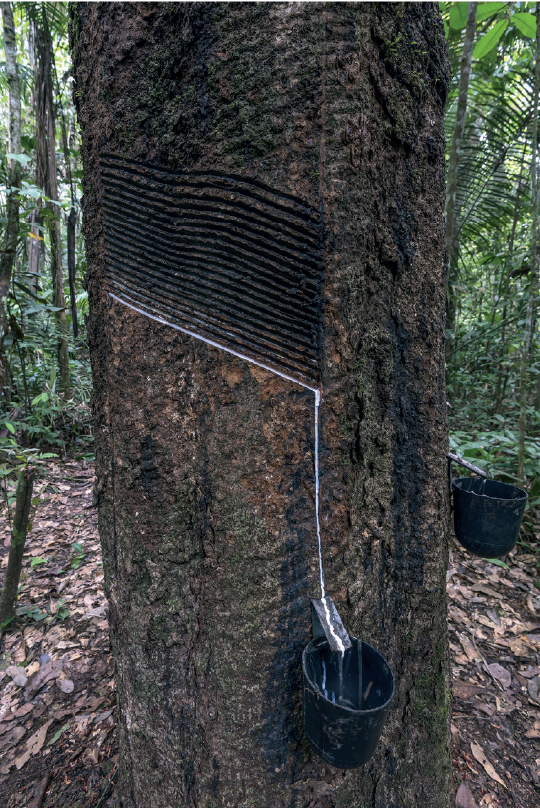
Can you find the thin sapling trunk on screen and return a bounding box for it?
[0,1,22,395]
[0,467,36,631]
[445,2,478,339]
[517,9,540,483]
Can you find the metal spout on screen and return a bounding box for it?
[311,596,352,653]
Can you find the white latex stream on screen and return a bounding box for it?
[110,293,329,607]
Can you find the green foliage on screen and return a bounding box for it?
[476,3,508,24]
[0,0,92,465]
[449,3,469,29]
[48,722,70,746]
[70,541,85,569]
[443,1,540,540]
[513,12,537,39]
[15,603,47,622]
[473,19,509,60]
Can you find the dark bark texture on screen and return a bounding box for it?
[70,4,451,807]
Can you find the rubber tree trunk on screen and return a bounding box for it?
[445,1,477,339]
[71,4,452,807]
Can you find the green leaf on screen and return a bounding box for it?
[6,153,32,165]
[72,542,83,554]
[47,723,70,747]
[476,2,507,22]
[530,477,540,498]
[30,557,47,568]
[449,2,469,28]
[57,608,70,620]
[513,11,536,38]
[4,422,15,435]
[485,558,510,569]
[473,18,509,59]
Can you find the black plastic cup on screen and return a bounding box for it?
[452,477,528,558]
[302,636,395,769]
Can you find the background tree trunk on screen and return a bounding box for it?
[0,1,22,395]
[34,13,71,398]
[445,1,477,339]
[517,9,540,482]
[71,3,451,806]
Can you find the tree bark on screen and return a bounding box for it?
[445,2,477,338]
[67,207,78,338]
[71,3,451,807]
[493,141,528,415]
[0,1,22,396]
[0,467,35,631]
[34,14,71,398]
[517,8,540,483]
[27,208,43,298]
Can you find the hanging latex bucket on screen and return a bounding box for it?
[452,476,528,558]
[302,629,395,768]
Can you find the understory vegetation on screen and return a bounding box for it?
[0,1,91,497]
[444,1,540,538]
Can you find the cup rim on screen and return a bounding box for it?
[452,476,528,502]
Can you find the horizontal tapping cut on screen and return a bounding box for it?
[101,156,324,386]
[104,228,320,327]
[101,173,321,251]
[101,156,319,225]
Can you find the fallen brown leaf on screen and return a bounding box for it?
[25,659,63,698]
[485,663,511,688]
[454,681,487,699]
[471,699,495,717]
[84,745,100,766]
[508,637,530,657]
[470,742,505,788]
[0,726,25,753]
[14,719,53,770]
[471,584,501,599]
[13,703,33,718]
[460,634,481,663]
[527,676,540,704]
[525,717,540,739]
[456,782,477,808]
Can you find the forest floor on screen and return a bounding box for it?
[0,459,539,807]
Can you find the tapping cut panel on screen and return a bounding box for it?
[100,156,324,387]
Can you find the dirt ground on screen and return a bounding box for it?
[0,458,539,807]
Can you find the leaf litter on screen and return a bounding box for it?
[2,457,540,806]
[0,459,117,807]
[450,533,540,807]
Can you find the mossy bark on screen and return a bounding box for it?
[71,3,451,806]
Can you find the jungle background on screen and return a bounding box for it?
[0,2,539,807]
